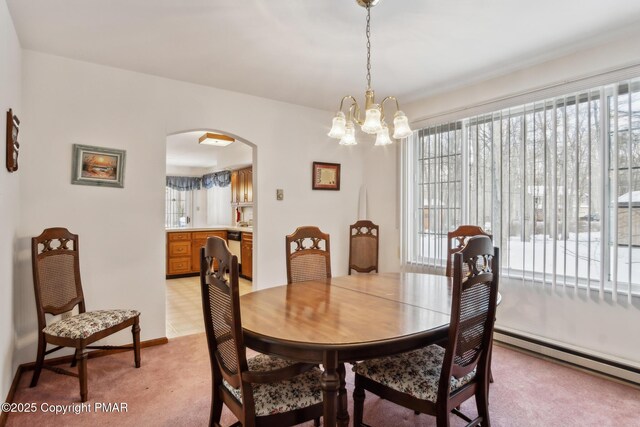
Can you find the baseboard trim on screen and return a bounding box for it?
[0,364,26,427]
[19,337,169,371]
[494,328,640,385]
[0,337,168,427]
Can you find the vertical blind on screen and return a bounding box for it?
[403,78,640,301]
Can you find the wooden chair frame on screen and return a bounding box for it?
[354,236,499,427]
[30,227,140,402]
[201,236,323,427]
[285,226,331,284]
[446,225,492,277]
[348,220,379,274]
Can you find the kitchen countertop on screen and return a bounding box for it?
[166,226,253,233]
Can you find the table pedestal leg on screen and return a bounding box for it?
[337,362,349,427]
[321,351,339,427]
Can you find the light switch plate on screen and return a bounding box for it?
[276,189,284,200]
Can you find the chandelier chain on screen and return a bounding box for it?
[366,3,371,90]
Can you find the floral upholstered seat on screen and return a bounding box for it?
[223,354,323,416]
[353,344,476,403]
[43,309,140,340]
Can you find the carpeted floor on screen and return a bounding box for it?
[6,334,640,426]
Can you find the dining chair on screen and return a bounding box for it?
[353,235,499,427]
[446,225,496,385]
[446,225,492,277]
[30,227,141,402]
[348,220,379,275]
[285,226,331,284]
[200,236,324,427]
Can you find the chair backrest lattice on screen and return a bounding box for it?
[285,226,331,284]
[349,220,379,274]
[31,228,86,320]
[200,236,247,391]
[446,225,492,278]
[439,235,499,400]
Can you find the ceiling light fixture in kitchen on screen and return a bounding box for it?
[327,0,412,146]
[198,132,234,147]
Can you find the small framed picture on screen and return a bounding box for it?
[71,144,126,188]
[312,161,340,191]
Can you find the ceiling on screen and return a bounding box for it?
[166,131,252,169]
[7,0,640,113]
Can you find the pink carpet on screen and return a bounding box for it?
[5,334,640,426]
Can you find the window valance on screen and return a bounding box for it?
[203,170,231,189]
[166,176,202,191]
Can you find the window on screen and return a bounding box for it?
[404,78,640,300]
[165,186,193,228]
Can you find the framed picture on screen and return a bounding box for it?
[71,144,126,188]
[312,161,340,190]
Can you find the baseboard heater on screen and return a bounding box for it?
[494,328,640,386]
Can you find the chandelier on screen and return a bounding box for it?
[327,0,412,146]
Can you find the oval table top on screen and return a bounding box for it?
[240,272,455,360]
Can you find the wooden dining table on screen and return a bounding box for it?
[240,272,458,427]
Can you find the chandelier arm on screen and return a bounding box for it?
[339,95,359,112]
[379,96,401,121]
[349,102,364,126]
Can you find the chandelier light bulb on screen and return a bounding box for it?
[361,105,383,134]
[392,110,413,139]
[339,121,358,145]
[374,123,393,146]
[328,112,347,139]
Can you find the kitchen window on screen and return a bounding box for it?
[165,186,194,229]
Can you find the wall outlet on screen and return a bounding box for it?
[61,311,72,320]
[276,189,284,200]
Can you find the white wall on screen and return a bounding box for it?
[14,50,363,367]
[0,0,21,401]
[361,144,401,273]
[366,28,640,368]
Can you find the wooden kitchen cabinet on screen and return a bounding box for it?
[241,232,253,280]
[167,232,192,276]
[166,230,228,277]
[231,166,252,205]
[230,170,239,204]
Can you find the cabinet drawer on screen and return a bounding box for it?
[168,257,191,274]
[168,232,191,241]
[193,231,227,240]
[169,241,191,257]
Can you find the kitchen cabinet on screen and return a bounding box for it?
[167,232,192,276]
[230,170,239,204]
[241,232,253,280]
[166,230,228,277]
[231,166,252,205]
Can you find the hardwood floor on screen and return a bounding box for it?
[166,276,253,338]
